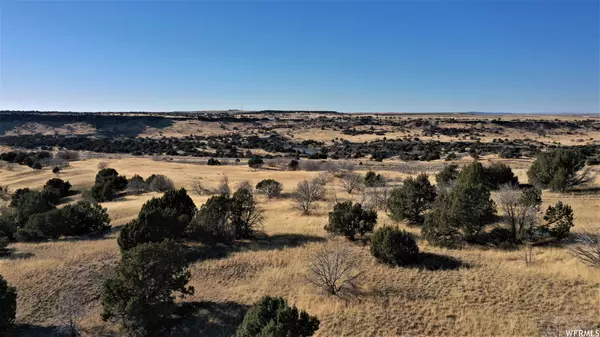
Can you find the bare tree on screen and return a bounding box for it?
[97,161,108,170]
[307,243,365,297]
[523,242,534,266]
[497,185,542,242]
[313,172,332,187]
[359,181,391,211]
[127,176,147,195]
[55,291,86,337]
[217,176,231,196]
[566,167,594,190]
[337,161,356,172]
[148,174,175,192]
[191,179,214,196]
[235,180,253,194]
[294,180,325,215]
[569,228,600,267]
[339,173,363,194]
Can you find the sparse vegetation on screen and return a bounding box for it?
[0,112,599,336]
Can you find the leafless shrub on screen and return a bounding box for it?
[0,161,15,171]
[81,189,96,203]
[523,242,534,266]
[0,186,9,202]
[340,172,364,194]
[337,161,356,172]
[55,291,86,337]
[307,243,365,297]
[217,176,231,196]
[569,228,600,267]
[313,172,332,186]
[148,174,175,192]
[323,162,341,174]
[359,183,391,211]
[127,176,147,195]
[496,184,541,242]
[268,157,288,170]
[300,160,324,171]
[97,161,108,170]
[294,180,325,215]
[192,179,215,196]
[235,180,253,194]
[56,150,80,161]
[566,166,595,190]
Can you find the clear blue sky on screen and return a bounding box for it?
[1,0,598,113]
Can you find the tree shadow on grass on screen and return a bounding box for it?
[166,301,249,337]
[0,249,34,260]
[410,252,468,271]
[184,233,326,263]
[12,324,65,337]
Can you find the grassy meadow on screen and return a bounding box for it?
[0,156,598,336]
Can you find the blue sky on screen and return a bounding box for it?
[0,0,598,113]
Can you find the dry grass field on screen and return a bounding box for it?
[1,152,599,336]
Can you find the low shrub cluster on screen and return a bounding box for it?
[324,201,377,240]
[189,188,263,244]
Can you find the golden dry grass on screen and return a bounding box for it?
[0,157,599,336]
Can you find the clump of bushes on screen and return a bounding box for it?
[371,226,419,266]
[127,174,147,195]
[10,189,55,224]
[91,168,127,202]
[248,156,264,169]
[189,188,263,244]
[207,158,222,166]
[387,173,436,225]
[435,164,459,187]
[146,174,175,192]
[528,149,592,192]
[457,162,518,190]
[102,240,194,336]
[324,201,377,240]
[423,177,497,248]
[235,296,319,337]
[42,178,73,203]
[16,201,111,242]
[118,188,196,250]
[294,180,325,215]
[364,171,385,187]
[288,159,299,171]
[256,179,283,199]
[541,201,574,240]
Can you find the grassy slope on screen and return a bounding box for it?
[0,158,598,336]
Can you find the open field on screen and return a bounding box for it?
[1,153,599,336]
